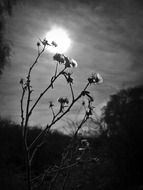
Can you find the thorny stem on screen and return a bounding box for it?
[21,47,67,190]
[21,45,46,190]
[61,113,88,164]
[55,162,78,172]
[28,82,90,151]
[61,167,72,190]
[50,106,55,119]
[28,67,66,118]
[30,111,90,189]
[69,82,74,100]
[20,38,96,190]
[24,45,46,137]
[49,82,90,127]
[28,45,46,78]
[31,162,78,183]
[30,141,45,164]
[48,114,88,190]
[24,83,31,142]
[26,149,31,190]
[48,161,78,190]
[29,91,89,190]
[54,62,58,77]
[20,88,25,137]
[62,72,75,100]
[73,114,88,138]
[49,167,60,190]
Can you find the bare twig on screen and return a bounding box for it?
[28,82,90,151]
[20,87,26,137]
[28,67,66,118]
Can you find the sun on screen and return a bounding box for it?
[45,27,71,54]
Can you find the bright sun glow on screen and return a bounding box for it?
[46,27,71,54]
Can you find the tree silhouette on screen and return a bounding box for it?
[0,0,17,75]
[102,85,143,188]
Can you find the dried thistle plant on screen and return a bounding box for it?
[20,38,103,190]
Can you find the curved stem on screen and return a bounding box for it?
[69,82,74,101]
[20,88,25,137]
[28,82,90,151]
[23,46,46,138]
[28,68,66,117]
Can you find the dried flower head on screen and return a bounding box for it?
[64,56,71,68]
[53,54,78,69]
[53,53,65,63]
[36,42,40,47]
[57,97,69,105]
[41,39,49,46]
[51,41,58,47]
[49,101,54,108]
[64,57,78,68]
[70,59,78,68]
[82,100,85,106]
[88,73,103,84]
[86,109,92,116]
[58,97,69,112]
[63,72,73,83]
[66,74,73,83]
[20,78,24,85]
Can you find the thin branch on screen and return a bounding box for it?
[28,82,90,151]
[28,45,46,78]
[73,114,88,138]
[23,45,46,139]
[61,170,70,190]
[20,88,25,137]
[69,82,74,101]
[54,62,58,77]
[24,84,32,141]
[50,106,55,119]
[21,45,46,190]
[30,141,45,164]
[28,67,66,118]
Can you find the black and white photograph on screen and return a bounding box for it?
[0,0,143,189]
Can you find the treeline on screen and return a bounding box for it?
[0,85,143,190]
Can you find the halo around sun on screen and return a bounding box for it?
[46,27,71,54]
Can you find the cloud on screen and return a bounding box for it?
[1,0,143,126]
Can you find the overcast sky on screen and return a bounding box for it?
[0,0,143,127]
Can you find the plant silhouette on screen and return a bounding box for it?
[19,38,103,190]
